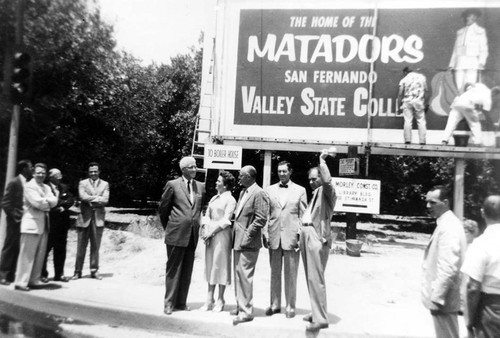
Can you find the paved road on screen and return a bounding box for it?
[0,238,467,338]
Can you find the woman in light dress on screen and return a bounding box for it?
[200,171,236,312]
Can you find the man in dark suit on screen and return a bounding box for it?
[0,160,33,285]
[159,156,205,315]
[232,165,269,325]
[301,149,337,332]
[42,168,74,282]
[73,162,109,280]
[264,161,307,319]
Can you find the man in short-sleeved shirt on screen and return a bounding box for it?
[398,67,428,144]
[461,195,500,338]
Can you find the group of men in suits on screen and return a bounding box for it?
[0,160,109,289]
[159,151,337,332]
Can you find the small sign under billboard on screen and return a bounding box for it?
[204,144,243,170]
[332,177,380,214]
[339,158,360,176]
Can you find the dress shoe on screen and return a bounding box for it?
[0,279,11,286]
[229,309,239,316]
[232,316,253,325]
[164,304,173,315]
[29,282,46,289]
[41,277,49,283]
[303,313,313,322]
[174,305,190,311]
[54,276,69,282]
[72,273,82,280]
[14,285,30,292]
[213,300,225,312]
[90,272,102,280]
[306,322,329,331]
[265,307,281,316]
[286,309,296,318]
[199,302,214,311]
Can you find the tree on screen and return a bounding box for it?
[0,0,203,205]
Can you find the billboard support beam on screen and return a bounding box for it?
[263,150,272,189]
[453,159,465,220]
[345,146,359,240]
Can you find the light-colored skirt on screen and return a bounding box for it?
[204,227,232,285]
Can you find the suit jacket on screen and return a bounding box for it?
[305,162,337,247]
[1,175,25,224]
[49,182,74,228]
[159,177,205,247]
[78,178,109,228]
[421,210,467,312]
[233,183,269,251]
[20,179,57,234]
[265,181,307,250]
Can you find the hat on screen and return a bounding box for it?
[462,8,482,19]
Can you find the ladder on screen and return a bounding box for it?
[191,37,216,182]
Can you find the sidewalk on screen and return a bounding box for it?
[0,236,467,338]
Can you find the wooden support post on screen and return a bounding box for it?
[453,158,465,220]
[263,150,272,189]
[345,146,358,240]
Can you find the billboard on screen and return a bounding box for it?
[213,1,500,146]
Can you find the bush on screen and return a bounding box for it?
[109,231,128,251]
[127,215,164,239]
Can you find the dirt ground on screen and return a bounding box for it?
[49,208,466,337]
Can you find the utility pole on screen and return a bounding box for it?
[0,0,25,255]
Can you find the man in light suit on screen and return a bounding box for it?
[0,160,33,285]
[300,149,337,332]
[42,169,74,282]
[73,162,109,280]
[422,185,467,338]
[14,163,57,291]
[449,8,488,93]
[231,165,269,325]
[159,156,205,315]
[264,161,306,319]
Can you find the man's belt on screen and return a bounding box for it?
[302,223,314,227]
[480,292,500,305]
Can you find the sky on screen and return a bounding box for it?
[97,0,212,65]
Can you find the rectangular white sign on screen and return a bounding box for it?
[204,144,242,170]
[332,178,381,214]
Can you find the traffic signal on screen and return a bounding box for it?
[10,50,32,104]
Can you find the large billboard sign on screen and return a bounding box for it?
[213,1,500,147]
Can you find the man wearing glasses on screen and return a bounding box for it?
[422,185,467,338]
[159,156,205,315]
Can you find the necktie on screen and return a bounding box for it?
[236,189,247,215]
[187,180,193,204]
[52,184,59,199]
[310,190,319,210]
[279,184,288,188]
